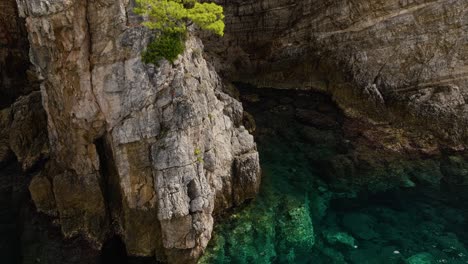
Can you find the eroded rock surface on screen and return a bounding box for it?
[11,0,468,262]
[207,0,468,149]
[18,0,260,262]
[8,92,48,171]
[0,0,47,170]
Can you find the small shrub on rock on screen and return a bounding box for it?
[142,32,185,64]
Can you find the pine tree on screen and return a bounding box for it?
[134,0,224,64]
[134,0,225,36]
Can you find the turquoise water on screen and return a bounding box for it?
[200,87,468,264]
[2,87,467,264]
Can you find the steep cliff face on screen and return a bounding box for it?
[207,0,468,150]
[18,0,260,263]
[9,0,468,263]
[0,0,48,170]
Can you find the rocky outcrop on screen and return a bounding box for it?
[11,0,468,262]
[4,92,48,171]
[18,0,260,262]
[207,0,468,150]
[0,0,47,170]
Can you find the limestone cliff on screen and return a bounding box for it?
[5,0,468,263]
[18,0,260,263]
[207,0,468,151]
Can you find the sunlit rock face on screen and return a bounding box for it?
[7,0,468,263]
[17,1,260,263]
[207,0,468,149]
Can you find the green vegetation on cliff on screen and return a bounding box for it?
[134,0,224,64]
[141,32,185,63]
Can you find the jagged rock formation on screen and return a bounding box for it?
[1,92,48,171]
[207,0,468,150]
[18,0,260,263]
[5,0,468,263]
[0,2,50,262]
[0,0,47,170]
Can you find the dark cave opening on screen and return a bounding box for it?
[100,235,156,264]
[100,235,129,264]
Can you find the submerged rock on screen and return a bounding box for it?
[406,252,434,264]
[436,233,467,255]
[342,213,379,241]
[319,246,347,264]
[280,201,315,249]
[323,231,356,248]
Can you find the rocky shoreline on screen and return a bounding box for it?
[1,0,468,263]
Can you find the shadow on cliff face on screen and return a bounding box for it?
[0,158,156,264]
[100,236,134,264]
[0,159,22,263]
[200,85,468,264]
[0,158,102,264]
[100,237,155,264]
[0,0,38,109]
[101,236,127,264]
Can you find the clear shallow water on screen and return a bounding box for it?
[1,87,467,264]
[200,88,468,264]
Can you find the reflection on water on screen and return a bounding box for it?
[200,87,468,264]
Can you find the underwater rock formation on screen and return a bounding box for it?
[201,87,468,264]
[17,0,260,262]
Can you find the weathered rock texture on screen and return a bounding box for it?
[3,92,48,171]
[18,0,260,263]
[0,0,47,169]
[207,0,468,150]
[12,0,468,262]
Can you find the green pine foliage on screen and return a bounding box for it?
[142,32,185,64]
[134,0,225,64]
[187,2,224,36]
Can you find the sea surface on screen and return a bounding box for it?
[200,87,468,264]
[1,87,467,264]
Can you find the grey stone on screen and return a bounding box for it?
[17,1,261,262]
